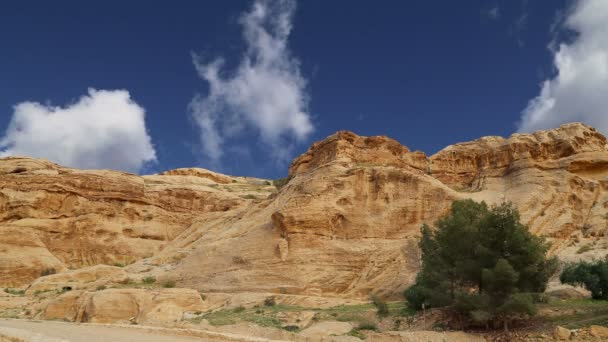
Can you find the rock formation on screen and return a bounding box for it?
[1,123,607,306]
[0,158,274,286]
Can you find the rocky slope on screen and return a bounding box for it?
[1,123,607,307]
[0,158,274,286]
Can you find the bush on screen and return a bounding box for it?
[273,176,292,190]
[264,296,276,307]
[356,322,378,331]
[370,295,389,317]
[282,325,299,332]
[233,306,245,313]
[576,245,593,254]
[4,288,25,296]
[561,257,608,299]
[404,200,557,331]
[40,268,56,277]
[142,276,156,284]
[96,285,107,291]
[162,280,176,288]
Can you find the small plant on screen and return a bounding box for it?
[241,194,257,200]
[232,256,248,265]
[356,322,378,331]
[370,295,389,317]
[233,306,245,313]
[577,244,593,254]
[96,285,107,291]
[4,288,25,296]
[347,329,367,339]
[264,296,276,307]
[113,263,125,268]
[273,176,292,190]
[282,325,299,332]
[142,276,156,284]
[40,268,56,277]
[162,280,176,288]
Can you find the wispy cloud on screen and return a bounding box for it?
[485,5,501,20]
[519,0,608,135]
[508,2,529,47]
[189,0,313,166]
[0,89,157,173]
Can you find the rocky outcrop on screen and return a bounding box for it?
[1,122,607,302]
[0,158,274,286]
[25,265,128,295]
[154,123,607,299]
[430,123,608,190]
[42,288,205,325]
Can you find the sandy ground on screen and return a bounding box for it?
[0,319,227,342]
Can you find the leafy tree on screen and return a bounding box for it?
[404,200,557,331]
[560,257,608,299]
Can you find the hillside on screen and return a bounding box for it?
[1,122,607,337]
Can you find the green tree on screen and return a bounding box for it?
[560,257,608,299]
[404,200,557,331]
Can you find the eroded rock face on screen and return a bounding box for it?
[42,288,205,325]
[1,122,608,301]
[158,123,608,299]
[0,158,272,286]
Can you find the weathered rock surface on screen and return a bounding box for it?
[42,288,205,325]
[25,265,128,295]
[0,158,273,286]
[1,122,608,302]
[152,123,607,299]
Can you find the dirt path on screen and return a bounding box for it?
[0,319,228,342]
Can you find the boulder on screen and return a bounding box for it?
[554,326,572,340]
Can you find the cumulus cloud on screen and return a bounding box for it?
[189,0,313,164]
[519,0,608,134]
[0,88,157,173]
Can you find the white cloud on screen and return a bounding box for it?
[487,6,501,20]
[189,0,313,164]
[519,0,608,134]
[0,88,157,173]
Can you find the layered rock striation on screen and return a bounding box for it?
[1,122,607,302]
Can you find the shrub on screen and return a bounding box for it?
[561,257,608,299]
[40,268,56,277]
[370,295,389,317]
[273,176,292,190]
[96,285,107,291]
[142,276,156,284]
[356,322,378,331]
[404,200,557,331]
[264,296,276,307]
[4,288,25,296]
[162,280,176,288]
[282,325,299,332]
[576,244,593,254]
[233,306,245,313]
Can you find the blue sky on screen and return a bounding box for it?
[1,0,607,178]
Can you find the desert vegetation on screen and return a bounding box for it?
[561,258,608,300]
[404,199,558,331]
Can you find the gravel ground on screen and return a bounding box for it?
[0,319,225,342]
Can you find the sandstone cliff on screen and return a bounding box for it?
[1,123,607,302]
[145,122,608,299]
[0,158,274,286]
